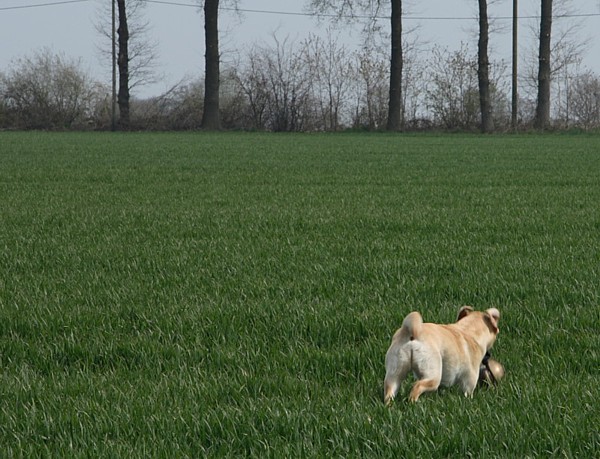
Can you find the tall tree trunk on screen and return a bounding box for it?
[511,0,518,130]
[116,0,130,129]
[477,0,494,133]
[535,0,552,129]
[202,0,221,130]
[386,0,402,131]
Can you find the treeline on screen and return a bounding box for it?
[1,38,599,132]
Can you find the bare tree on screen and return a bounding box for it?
[262,36,314,131]
[549,5,590,127]
[1,49,100,129]
[303,31,352,130]
[201,0,221,130]
[426,44,480,130]
[386,0,403,130]
[96,0,158,129]
[568,71,600,130]
[96,1,158,88]
[233,35,316,131]
[196,0,242,130]
[116,0,131,128]
[400,35,427,128]
[307,0,404,131]
[520,0,589,127]
[234,49,270,130]
[477,0,494,132]
[351,44,389,130]
[534,0,552,129]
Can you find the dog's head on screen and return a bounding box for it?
[457,306,501,347]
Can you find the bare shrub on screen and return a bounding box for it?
[1,49,99,129]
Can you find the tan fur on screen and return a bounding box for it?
[384,306,500,404]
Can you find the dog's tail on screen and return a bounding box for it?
[401,311,423,341]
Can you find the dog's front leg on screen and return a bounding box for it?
[461,371,479,397]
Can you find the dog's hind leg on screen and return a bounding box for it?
[407,345,442,402]
[384,373,408,405]
[383,350,410,405]
[408,377,441,402]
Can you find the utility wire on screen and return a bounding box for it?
[146,1,600,20]
[144,0,331,17]
[0,0,90,11]
[146,1,600,21]
[2,0,599,21]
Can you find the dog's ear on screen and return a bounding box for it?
[484,308,500,334]
[486,308,500,322]
[457,306,474,321]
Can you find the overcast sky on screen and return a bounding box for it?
[1,0,599,98]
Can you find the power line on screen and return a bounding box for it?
[144,0,328,18]
[0,0,90,11]
[2,0,599,21]
[144,1,600,21]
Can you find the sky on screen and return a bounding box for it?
[0,0,599,98]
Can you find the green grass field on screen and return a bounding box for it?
[0,132,598,457]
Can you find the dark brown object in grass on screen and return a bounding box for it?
[479,352,505,386]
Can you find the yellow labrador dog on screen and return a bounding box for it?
[384,306,500,404]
